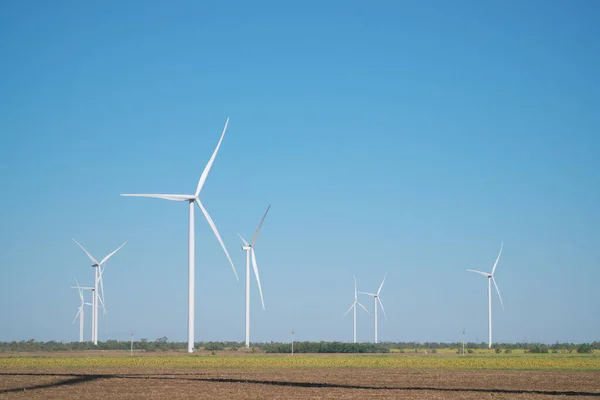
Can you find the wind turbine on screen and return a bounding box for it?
[359,273,387,344]
[120,118,238,353]
[71,280,93,343]
[238,204,270,348]
[344,275,370,343]
[72,239,126,345]
[467,242,504,349]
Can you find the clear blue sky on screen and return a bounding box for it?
[1,0,598,344]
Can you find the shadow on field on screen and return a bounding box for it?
[1,372,599,397]
[0,374,107,394]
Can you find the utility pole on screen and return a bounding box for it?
[462,328,465,356]
[291,328,294,356]
[130,331,134,357]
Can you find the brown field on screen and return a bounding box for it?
[1,352,599,399]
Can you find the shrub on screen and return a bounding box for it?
[577,343,593,354]
[204,342,225,351]
[467,349,474,354]
[431,349,437,354]
[504,349,512,354]
[495,347,502,354]
[528,344,549,354]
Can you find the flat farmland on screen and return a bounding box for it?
[1,352,599,399]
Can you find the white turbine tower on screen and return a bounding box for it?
[467,242,504,349]
[72,239,126,345]
[343,275,370,343]
[359,273,387,344]
[71,280,93,343]
[238,205,270,348]
[121,118,238,353]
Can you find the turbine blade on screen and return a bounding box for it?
[120,194,193,201]
[195,117,229,197]
[378,297,387,322]
[492,241,503,275]
[251,204,271,248]
[75,279,83,302]
[466,269,490,277]
[72,308,81,324]
[99,241,127,266]
[72,239,99,265]
[343,302,354,316]
[84,302,93,306]
[98,293,107,315]
[377,272,387,296]
[492,276,504,310]
[100,241,127,265]
[196,200,238,281]
[357,301,371,315]
[237,233,249,247]
[98,266,106,315]
[251,249,265,310]
[358,291,376,297]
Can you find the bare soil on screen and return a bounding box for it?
[1,367,599,399]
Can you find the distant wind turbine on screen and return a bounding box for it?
[72,239,126,345]
[359,273,387,344]
[238,205,271,348]
[71,280,93,343]
[121,118,238,353]
[344,275,370,343]
[467,242,505,349]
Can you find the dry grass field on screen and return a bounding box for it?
[1,351,599,399]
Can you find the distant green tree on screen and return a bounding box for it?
[577,343,593,354]
[204,342,225,351]
[528,344,549,354]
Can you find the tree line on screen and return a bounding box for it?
[0,339,598,353]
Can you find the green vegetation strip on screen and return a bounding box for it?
[1,356,599,371]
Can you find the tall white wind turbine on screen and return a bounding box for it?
[71,280,93,343]
[72,239,126,345]
[238,205,270,348]
[467,242,504,349]
[343,275,370,343]
[359,273,387,344]
[121,118,238,353]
